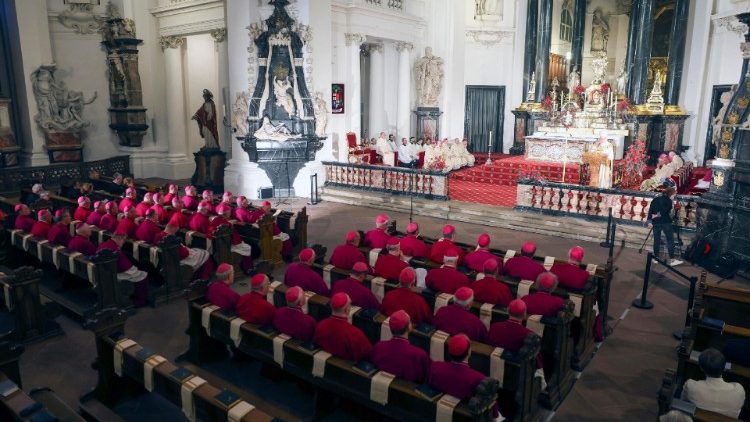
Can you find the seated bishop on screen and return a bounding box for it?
[73,196,92,222]
[329,231,367,271]
[85,201,106,227]
[464,233,502,273]
[381,267,432,325]
[371,310,431,384]
[429,225,465,265]
[206,263,240,311]
[425,250,470,294]
[273,286,317,342]
[313,293,373,361]
[550,246,590,290]
[428,334,487,401]
[97,228,150,307]
[30,210,52,238]
[505,241,545,281]
[14,204,35,232]
[433,287,488,342]
[471,259,512,306]
[331,262,380,310]
[399,222,429,259]
[154,214,214,281]
[134,209,161,244]
[522,272,566,318]
[47,209,72,247]
[285,248,330,297]
[237,274,276,326]
[98,201,119,232]
[373,237,409,280]
[363,214,391,249]
[68,223,97,256]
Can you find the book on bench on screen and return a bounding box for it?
[352,360,377,376]
[414,384,441,401]
[0,379,19,398]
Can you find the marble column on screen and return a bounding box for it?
[535,0,553,103]
[368,42,385,137]
[160,36,189,163]
[522,0,538,101]
[570,0,586,74]
[629,0,655,104]
[211,28,230,158]
[624,0,640,93]
[396,41,413,139]
[665,0,689,105]
[345,33,366,138]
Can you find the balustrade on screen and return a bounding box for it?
[323,162,448,199]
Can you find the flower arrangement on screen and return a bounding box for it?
[600,83,611,94]
[429,156,446,172]
[517,169,545,183]
[541,95,554,111]
[621,138,648,189]
[617,97,632,112]
[574,84,586,95]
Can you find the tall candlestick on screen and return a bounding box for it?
[485,131,493,165]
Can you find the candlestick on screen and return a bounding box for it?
[485,131,493,165]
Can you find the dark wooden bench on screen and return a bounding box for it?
[0,267,62,343]
[9,228,126,319]
[658,369,741,422]
[182,285,500,422]
[80,308,273,422]
[308,262,575,410]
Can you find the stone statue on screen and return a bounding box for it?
[474,0,498,18]
[31,64,96,132]
[192,89,220,149]
[713,85,738,147]
[567,67,580,92]
[273,76,296,117]
[527,71,537,102]
[414,47,444,107]
[232,91,250,136]
[253,115,301,142]
[652,70,663,95]
[616,66,628,95]
[312,91,328,137]
[591,8,610,53]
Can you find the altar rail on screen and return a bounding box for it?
[0,155,130,195]
[516,181,699,229]
[323,161,448,200]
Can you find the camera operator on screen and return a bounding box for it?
[647,186,683,266]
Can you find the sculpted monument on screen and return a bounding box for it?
[414,47,444,108]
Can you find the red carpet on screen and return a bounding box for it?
[448,154,581,207]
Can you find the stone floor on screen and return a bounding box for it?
[16,199,722,421]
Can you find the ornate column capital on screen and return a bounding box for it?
[394,41,413,52]
[210,28,227,43]
[369,42,384,54]
[345,33,367,46]
[715,16,749,36]
[160,35,185,50]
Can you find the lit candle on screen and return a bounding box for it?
[489,130,493,148]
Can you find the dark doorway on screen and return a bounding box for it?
[464,85,504,153]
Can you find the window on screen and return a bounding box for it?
[560,9,573,43]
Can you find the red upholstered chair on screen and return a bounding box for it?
[347,132,372,164]
[418,151,425,169]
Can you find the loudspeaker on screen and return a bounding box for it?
[258,187,274,199]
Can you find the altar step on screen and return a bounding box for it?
[320,186,678,250]
[450,155,581,186]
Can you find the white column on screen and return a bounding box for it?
[13,0,53,166]
[160,36,190,174]
[211,28,230,159]
[369,42,385,137]
[395,41,413,139]
[345,33,366,138]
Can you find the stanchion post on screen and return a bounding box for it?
[633,252,654,309]
[600,208,613,248]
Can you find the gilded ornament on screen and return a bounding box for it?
[722,127,733,141]
[728,110,741,124]
[713,170,725,187]
[746,81,750,91]
[719,143,731,159]
[737,97,750,109]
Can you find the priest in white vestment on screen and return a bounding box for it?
[375,132,396,166]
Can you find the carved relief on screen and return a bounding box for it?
[232,91,250,136]
[210,28,227,43]
[414,47,444,107]
[160,36,185,50]
[31,65,96,132]
[57,2,105,35]
[590,8,610,53]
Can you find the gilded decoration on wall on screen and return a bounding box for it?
[728,110,740,124]
[722,127,733,141]
[737,96,750,109]
[719,143,731,159]
[713,170,725,187]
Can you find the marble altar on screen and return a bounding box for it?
[524,131,625,163]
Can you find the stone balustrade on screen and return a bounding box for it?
[516,181,699,229]
[323,161,448,199]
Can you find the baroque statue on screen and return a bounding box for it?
[232,91,250,136]
[31,64,96,132]
[414,47,444,107]
[253,116,301,142]
[591,8,610,53]
[474,0,499,19]
[192,89,220,149]
[568,67,580,92]
[616,66,628,95]
[312,91,329,137]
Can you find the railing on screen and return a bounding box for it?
[0,155,130,195]
[323,161,448,199]
[516,181,700,229]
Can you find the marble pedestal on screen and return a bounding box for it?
[191,148,226,193]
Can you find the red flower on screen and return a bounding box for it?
[600,83,611,94]
[541,96,554,111]
[617,97,632,112]
[574,84,586,95]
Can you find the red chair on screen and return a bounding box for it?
[418,151,425,169]
[347,132,371,164]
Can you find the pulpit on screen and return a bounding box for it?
[582,151,609,188]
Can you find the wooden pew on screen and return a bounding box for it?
[349,244,597,372]
[392,224,614,339]
[308,262,575,410]
[80,308,272,422]
[695,280,750,330]
[182,284,500,422]
[266,281,543,421]
[0,267,62,343]
[0,339,86,421]
[8,229,126,319]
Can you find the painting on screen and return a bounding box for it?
[332,83,344,114]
